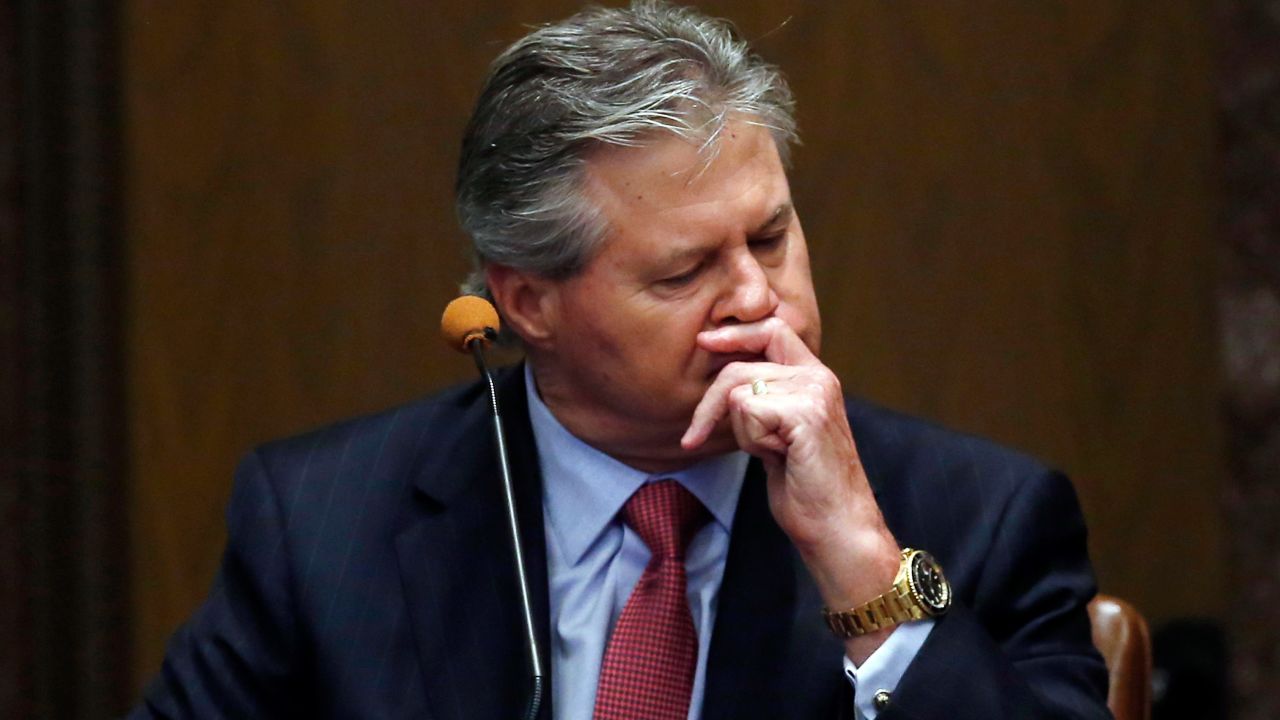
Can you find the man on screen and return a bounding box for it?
[132,2,1111,718]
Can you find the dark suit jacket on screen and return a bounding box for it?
[132,365,1111,719]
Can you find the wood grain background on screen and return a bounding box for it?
[1220,0,1280,714]
[123,0,1223,690]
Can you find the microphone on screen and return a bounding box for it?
[441,295,500,353]
[440,296,545,720]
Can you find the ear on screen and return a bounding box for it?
[485,264,558,347]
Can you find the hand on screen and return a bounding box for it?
[681,317,901,662]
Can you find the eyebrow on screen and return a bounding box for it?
[752,202,794,236]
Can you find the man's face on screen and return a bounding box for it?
[529,118,822,467]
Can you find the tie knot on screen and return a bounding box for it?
[622,479,709,560]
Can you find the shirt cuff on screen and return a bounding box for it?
[841,618,935,719]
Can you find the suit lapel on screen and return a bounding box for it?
[395,366,552,720]
[703,460,849,720]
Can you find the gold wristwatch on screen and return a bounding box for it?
[822,548,952,639]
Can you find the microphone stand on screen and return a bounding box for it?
[469,331,546,720]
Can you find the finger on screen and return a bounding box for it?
[684,362,831,448]
[728,387,788,456]
[681,361,791,449]
[747,418,788,455]
[697,316,819,367]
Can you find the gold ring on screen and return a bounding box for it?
[751,378,769,396]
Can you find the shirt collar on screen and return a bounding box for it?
[524,363,747,566]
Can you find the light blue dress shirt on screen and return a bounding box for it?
[524,365,932,720]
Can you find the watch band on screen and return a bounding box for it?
[822,581,925,638]
[821,548,941,639]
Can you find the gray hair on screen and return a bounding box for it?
[455,0,798,306]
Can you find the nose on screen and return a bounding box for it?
[712,249,779,326]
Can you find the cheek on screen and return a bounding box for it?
[565,272,713,369]
[634,303,702,344]
[612,300,708,372]
[572,295,675,363]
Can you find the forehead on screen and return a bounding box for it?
[581,119,790,237]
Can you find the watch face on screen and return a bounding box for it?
[909,552,952,614]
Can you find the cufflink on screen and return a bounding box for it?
[873,689,891,711]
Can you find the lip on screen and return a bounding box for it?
[704,352,765,379]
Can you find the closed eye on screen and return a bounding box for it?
[748,233,788,258]
[657,263,703,287]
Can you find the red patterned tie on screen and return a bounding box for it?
[593,479,710,720]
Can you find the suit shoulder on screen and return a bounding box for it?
[244,376,487,486]
[843,397,1090,593]
[844,396,1056,496]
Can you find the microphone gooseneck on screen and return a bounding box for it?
[441,296,545,720]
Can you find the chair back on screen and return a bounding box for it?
[1088,594,1152,720]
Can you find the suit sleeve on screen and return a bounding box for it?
[883,470,1112,720]
[129,450,306,719]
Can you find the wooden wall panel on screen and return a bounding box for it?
[124,0,1223,690]
[1220,0,1280,715]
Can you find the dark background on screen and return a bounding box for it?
[3,1,1275,718]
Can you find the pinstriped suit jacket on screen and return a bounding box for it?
[132,365,1111,719]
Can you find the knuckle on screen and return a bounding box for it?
[803,396,833,423]
[818,366,840,389]
[810,396,825,415]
